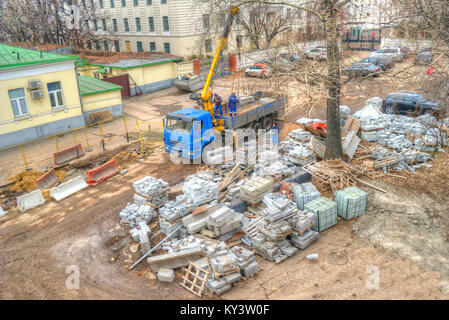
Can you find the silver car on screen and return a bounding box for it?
[369,48,405,62]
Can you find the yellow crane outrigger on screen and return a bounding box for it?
[200,6,240,132]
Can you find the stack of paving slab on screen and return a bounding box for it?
[183,171,218,206]
[119,202,157,228]
[334,186,368,220]
[240,176,273,205]
[293,182,321,210]
[159,194,195,237]
[289,210,320,249]
[133,176,169,206]
[205,242,243,295]
[204,206,243,240]
[304,197,338,232]
[279,129,313,154]
[286,145,316,166]
[251,195,299,263]
[231,246,259,277]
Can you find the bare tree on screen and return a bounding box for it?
[0,0,110,49]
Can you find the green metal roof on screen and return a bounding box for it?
[0,43,78,70]
[78,75,123,96]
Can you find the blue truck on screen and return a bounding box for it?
[163,94,287,160]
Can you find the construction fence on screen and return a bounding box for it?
[0,115,156,187]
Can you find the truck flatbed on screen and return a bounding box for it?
[221,96,287,129]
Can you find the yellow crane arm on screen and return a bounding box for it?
[200,7,239,129]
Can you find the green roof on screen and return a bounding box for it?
[78,75,123,96]
[0,44,78,70]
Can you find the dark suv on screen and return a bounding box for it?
[359,57,394,70]
[381,92,439,115]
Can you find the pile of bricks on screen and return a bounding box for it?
[204,206,243,240]
[305,197,338,232]
[119,202,156,228]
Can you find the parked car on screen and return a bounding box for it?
[305,48,327,61]
[343,63,382,77]
[416,49,433,64]
[390,45,409,58]
[369,47,405,62]
[359,57,394,70]
[381,92,439,115]
[280,53,303,64]
[245,63,271,78]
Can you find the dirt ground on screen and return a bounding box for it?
[1,150,449,300]
[1,52,448,300]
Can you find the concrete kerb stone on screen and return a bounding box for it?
[17,189,46,213]
[147,247,204,273]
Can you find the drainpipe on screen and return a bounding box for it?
[75,66,86,125]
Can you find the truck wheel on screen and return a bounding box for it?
[201,142,214,164]
[252,122,263,131]
[262,117,273,129]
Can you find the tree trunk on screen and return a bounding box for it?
[322,0,344,160]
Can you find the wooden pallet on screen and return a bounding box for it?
[344,116,361,134]
[180,262,210,297]
[374,155,400,169]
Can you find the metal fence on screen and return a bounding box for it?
[0,115,153,187]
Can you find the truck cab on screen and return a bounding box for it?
[164,108,216,159]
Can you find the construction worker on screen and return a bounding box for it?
[271,121,279,145]
[228,92,239,117]
[213,93,223,117]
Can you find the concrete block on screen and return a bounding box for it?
[224,272,242,284]
[157,268,175,283]
[290,230,320,249]
[134,194,147,206]
[130,228,140,242]
[139,230,151,255]
[17,189,45,213]
[242,261,259,277]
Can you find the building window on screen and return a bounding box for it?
[147,0,152,4]
[102,19,107,31]
[161,0,167,3]
[47,82,65,109]
[149,42,156,51]
[205,39,212,53]
[162,16,169,32]
[9,88,29,117]
[121,0,126,7]
[114,40,120,52]
[100,0,104,8]
[134,0,138,6]
[104,40,109,50]
[136,17,141,31]
[163,42,170,53]
[148,17,155,32]
[202,14,210,29]
[94,20,98,31]
[137,41,143,52]
[113,19,118,31]
[124,18,129,31]
[110,0,115,8]
[95,40,101,50]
